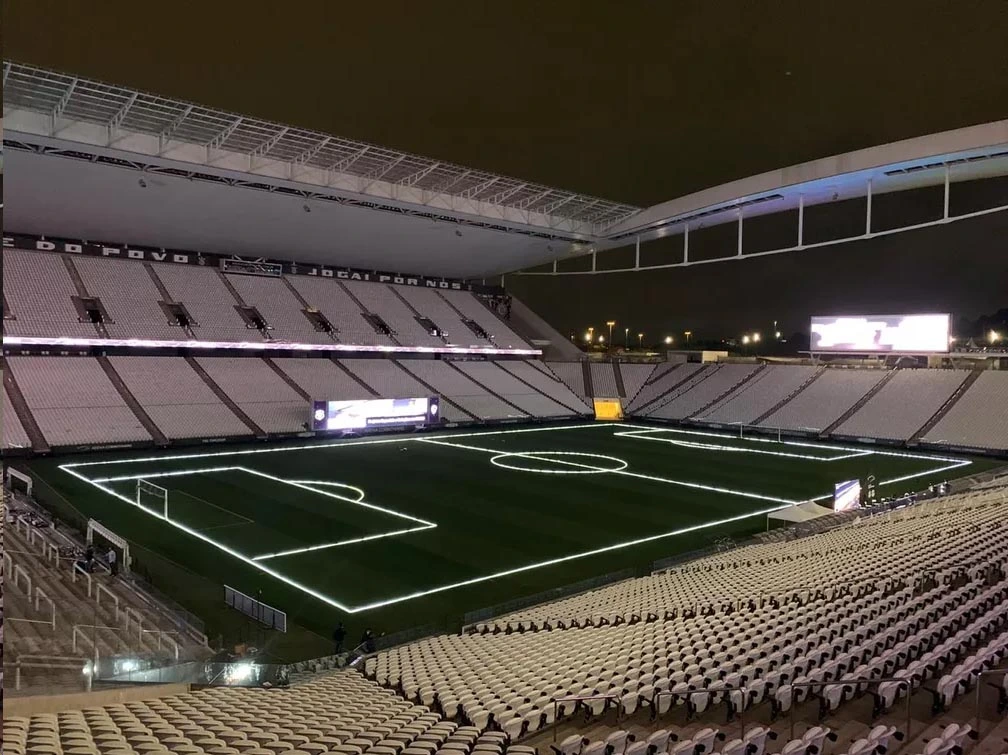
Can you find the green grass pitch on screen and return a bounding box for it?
[26,422,998,659]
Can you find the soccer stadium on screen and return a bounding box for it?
[3,11,1008,755]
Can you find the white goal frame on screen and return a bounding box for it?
[86,519,131,573]
[136,479,169,519]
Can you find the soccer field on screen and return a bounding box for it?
[27,422,995,657]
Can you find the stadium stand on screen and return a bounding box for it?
[616,363,658,405]
[73,256,183,341]
[3,379,33,449]
[497,361,592,414]
[758,368,887,433]
[226,272,334,344]
[2,249,103,338]
[286,275,396,346]
[108,356,252,440]
[624,363,704,413]
[373,485,1008,740]
[835,368,971,441]
[397,286,474,344]
[194,356,307,434]
[697,365,822,426]
[643,364,761,420]
[924,370,1008,451]
[343,280,446,348]
[3,490,210,694]
[343,359,475,424]
[273,357,377,401]
[154,264,262,342]
[438,288,531,350]
[546,362,589,398]
[398,360,528,421]
[2,665,476,754]
[589,363,620,398]
[454,361,577,418]
[6,356,152,446]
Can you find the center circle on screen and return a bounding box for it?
[489,451,628,475]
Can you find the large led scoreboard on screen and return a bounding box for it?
[311,397,440,432]
[810,313,951,353]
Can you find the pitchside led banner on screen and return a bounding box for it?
[311,397,439,431]
[809,314,951,353]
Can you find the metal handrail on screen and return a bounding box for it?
[552,694,621,741]
[35,586,56,630]
[787,676,912,741]
[975,667,1007,731]
[652,685,747,740]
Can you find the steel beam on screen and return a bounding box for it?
[207,117,244,150]
[251,127,289,157]
[293,136,331,165]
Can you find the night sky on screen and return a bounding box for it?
[5,1,1008,338]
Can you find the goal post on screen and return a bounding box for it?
[86,519,131,573]
[136,479,169,519]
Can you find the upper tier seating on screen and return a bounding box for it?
[698,366,821,426]
[286,275,395,346]
[924,370,1008,450]
[226,273,333,344]
[835,368,970,440]
[74,257,182,341]
[371,486,1008,738]
[343,281,445,348]
[2,249,533,351]
[109,356,251,439]
[3,381,32,449]
[438,288,531,349]
[2,249,100,338]
[644,365,760,420]
[6,356,151,446]
[155,264,262,342]
[758,369,886,432]
[616,364,658,404]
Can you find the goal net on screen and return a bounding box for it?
[136,479,169,519]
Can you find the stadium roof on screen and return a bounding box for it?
[3,62,1006,279]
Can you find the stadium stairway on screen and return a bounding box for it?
[686,364,766,420]
[445,360,531,418]
[183,356,267,437]
[332,356,383,397]
[909,368,985,445]
[2,357,51,452]
[262,357,313,401]
[61,255,109,338]
[820,369,899,437]
[96,355,169,445]
[582,362,595,400]
[751,367,826,427]
[507,296,583,360]
[496,362,590,416]
[612,363,628,399]
[394,359,480,422]
[633,365,718,416]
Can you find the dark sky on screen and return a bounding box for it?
[5,0,1008,337]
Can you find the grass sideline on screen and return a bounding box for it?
[24,422,997,660]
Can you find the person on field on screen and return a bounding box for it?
[333,622,346,654]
